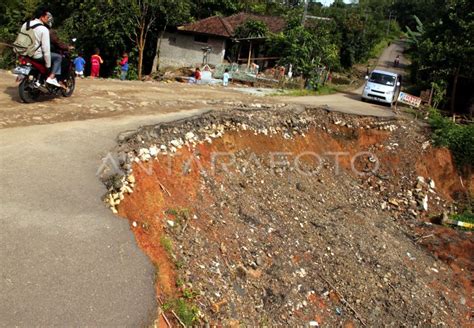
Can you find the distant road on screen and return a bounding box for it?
[278,41,408,117]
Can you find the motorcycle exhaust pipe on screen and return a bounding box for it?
[36,85,49,93]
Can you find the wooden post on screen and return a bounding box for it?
[450,64,460,114]
[247,41,252,69]
[428,85,434,107]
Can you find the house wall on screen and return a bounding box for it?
[159,32,226,68]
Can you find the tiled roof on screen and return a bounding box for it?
[178,12,286,38]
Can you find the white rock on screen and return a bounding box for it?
[185,132,195,140]
[167,220,175,227]
[422,195,428,211]
[132,221,138,228]
[170,139,182,147]
[429,179,436,189]
[309,321,319,327]
[149,146,159,157]
[138,148,149,156]
[140,154,151,161]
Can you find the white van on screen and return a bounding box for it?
[361,70,401,105]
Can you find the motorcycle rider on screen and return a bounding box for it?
[394,55,400,67]
[21,8,62,87]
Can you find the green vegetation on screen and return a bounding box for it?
[173,299,200,326]
[451,211,474,225]
[428,108,474,172]
[234,19,269,39]
[160,236,173,254]
[0,0,408,79]
[403,0,473,113]
[165,207,190,226]
[283,85,337,97]
[1,0,469,107]
[161,289,200,325]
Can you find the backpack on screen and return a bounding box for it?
[13,21,43,57]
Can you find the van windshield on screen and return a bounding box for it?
[369,72,396,86]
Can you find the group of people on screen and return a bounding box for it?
[189,67,230,86]
[20,6,129,84]
[73,50,129,80]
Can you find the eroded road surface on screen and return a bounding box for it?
[1,44,406,326]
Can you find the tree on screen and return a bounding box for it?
[413,0,474,112]
[234,19,269,38]
[151,0,192,73]
[60,0,133,77]
[123,0,160,80]
[267,16,339,82]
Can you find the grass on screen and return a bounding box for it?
[161,298,200,326]
[451,211,474,224]
[282,85,337,97]
[369,39,390,59]
[174,299,200,325]
[165,207,190,225]
[160,236,173,254]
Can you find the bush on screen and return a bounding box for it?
[429,109,474,172]
[0,47,16,69]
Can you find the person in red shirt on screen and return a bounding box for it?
[194,67,201,80]
[90,48,103,78]
[189,67,201,84]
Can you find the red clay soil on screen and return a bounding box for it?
[117,127,472,326]
[416,148,474,200]
[416,224,473,321]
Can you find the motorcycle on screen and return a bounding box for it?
[393,56,400,67]
[13,53,75,103]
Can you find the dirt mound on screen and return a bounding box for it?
[101,107,472,326]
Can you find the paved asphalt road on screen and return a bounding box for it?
[0,42,408,326]
[0,110,208,326]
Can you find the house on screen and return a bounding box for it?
[159,13,286,69]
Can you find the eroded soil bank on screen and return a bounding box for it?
[101,107,472,326]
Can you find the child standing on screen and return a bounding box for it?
[73,52,86,79]
[90,48,103,78]
[119,52,129,80]
[223,68,230,86]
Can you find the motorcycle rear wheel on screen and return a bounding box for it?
[61,76,75,97]
[19,78,40,103]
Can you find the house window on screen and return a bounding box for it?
[194,35,209,44]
